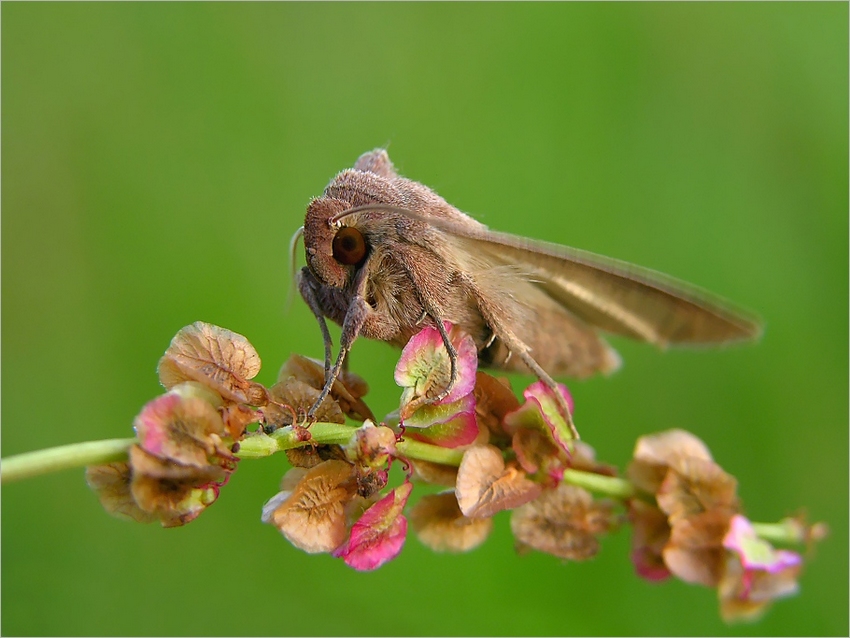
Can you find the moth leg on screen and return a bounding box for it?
[297,267,334,375]
[402,314,459,416]
[396,261,460,412]
[306,269,371,421]
[459,274,580,440]
[431,318,459,404]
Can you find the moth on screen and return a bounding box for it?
[292,149,761,438]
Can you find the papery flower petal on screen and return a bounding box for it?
[220,403,260,440]
[85,462,158,524]
[133,393,228,467]
[473,372,520,437]
[662,508,736,586]
[404,394,481,448]
[128,445,224,527]
[633,429,713,465]
[157,321,268,406]
[628,500,671,582]
[395,323,477,408]
[628,429,714,494]
[656,456,738,524]
[410,492,493,553]
[403,393,475,428]
[456,445,542,518]
[262,460,357,553]
[510,483,615,561]
[265,377,345,428]
[511,428,559,476]
[278,354,374,422]
[406,410,481,448]
[333,481,413,571]
[410,459,459,487]
[168,381,224,408]
[503,381,575,453]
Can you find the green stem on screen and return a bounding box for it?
[562,468,636,500]
[396,438,465,466]
[751,518,827,546]
[1,438,137,484]
[0,425,631,503]
[235,423,465,466]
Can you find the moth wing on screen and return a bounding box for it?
[425,215,762,348]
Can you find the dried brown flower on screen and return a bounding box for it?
[265,377,345,428]
[455,445,542,518]
[128,445,225,528]
[261,460,358,553]
[410,492,493,552]
[85,462,158,524]
[278,354,374,421]
[510,483,615,561]
[158,322,268,407]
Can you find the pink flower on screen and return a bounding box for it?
[333,481,414,571]
[504,381,575,455]
[395,323,478,416]
[718,514,803,622]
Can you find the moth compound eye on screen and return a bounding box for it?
[332,227,367,266]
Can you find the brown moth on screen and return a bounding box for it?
[293,149,761,438]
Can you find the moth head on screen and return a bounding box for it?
[303,197,369,288]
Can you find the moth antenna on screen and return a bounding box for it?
[286,226,304,312]
[330,203,421,226]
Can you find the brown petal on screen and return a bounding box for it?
[473,372,520,436]
[278,354,374,421]
[158,322,268,406]
[134,394,228,468]
[262,460,357,553]
[128,446,223,526]
[628,500,671,580]
[410,459,459,487]
[456,445,542,518]
[628,429,715,494]
[633,429,714,465]
[285,446,324,469]
[129,444,224,483]
[662,508,737,586]
[657,457,738,522]
[410,492,493,552]
[669,508,737,549]
[626,459,669,495]
[220,403,260,440]
[663,545,727,587]
[266,378,345,428]
[85,462,157,524]
[510,484,615,561]
[285,443,348,469]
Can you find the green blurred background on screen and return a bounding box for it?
[2,3,846,636]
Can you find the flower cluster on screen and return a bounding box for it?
[87,322,266,526]
[84,321,825,622]
[626,429,823,622]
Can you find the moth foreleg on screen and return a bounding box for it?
[305,268,374,422]
[297,267,335,375]
[306,294,369,421]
